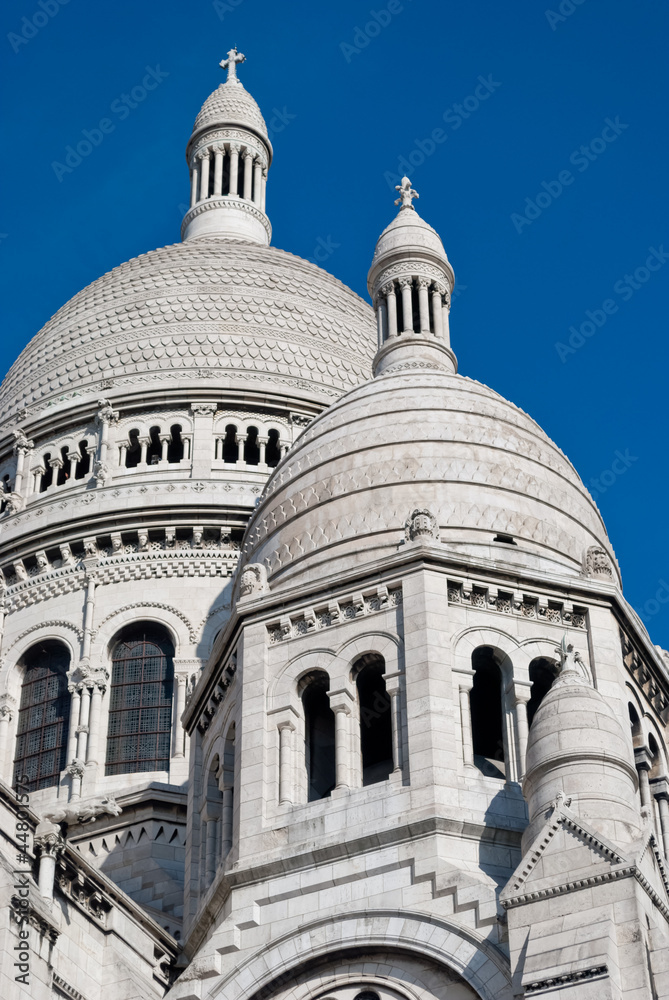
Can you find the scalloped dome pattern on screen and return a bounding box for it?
[241,369,617,589]
[0,241,376,422]
[193,80,267,137]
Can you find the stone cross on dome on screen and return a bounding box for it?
[220,46,246,83]
[394,176,419,210]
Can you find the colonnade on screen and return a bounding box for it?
[375,276,451,348]
[190,142,267,211]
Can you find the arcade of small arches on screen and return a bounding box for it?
[627,692,669,854]
[188,139,268,213]
[0,620,195,796]
[373,276,452,348]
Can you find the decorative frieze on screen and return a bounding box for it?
[447,580,587,629]
[620,626,669,721]
[195,652,237,733]
[267,585,402,644]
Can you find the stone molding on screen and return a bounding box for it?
[180,197,272,243]
[267,586,402,643]
[447,580,587,630]
[620,625,669,720]
[524,965,609,994]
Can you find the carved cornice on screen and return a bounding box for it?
[620,625,669,721]
[180,196,271,242]
[267,585,402,643]
[447,580,588,630]
[525,966,608,994]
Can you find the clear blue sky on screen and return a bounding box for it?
[1,0,668,643]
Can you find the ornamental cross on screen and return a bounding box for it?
[220,46,246,83]
[394,176,419,209]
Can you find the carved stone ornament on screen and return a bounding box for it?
[43,795,122,829]
[59,543,76,567]
[12,428,34,453]
[583,545,614,579]
[34,821,65,858]
[93,460,111,487]
[239,562,269,598]
[553,634,589,686]
[404,508,440,543]
[65,758,86,780]
[4,492,25,516]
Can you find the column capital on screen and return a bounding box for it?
[650,776,669,801]
[277,719,296,732]
[34,823,65,859]
[634,746,653,771]
[417,277,431,289]
[397,277,413,289]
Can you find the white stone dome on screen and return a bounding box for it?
[192,79,268,140]
[0,239,375,424]
[241,367,619,589]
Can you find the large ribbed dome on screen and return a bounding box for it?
[241,367,619,589]
[0,240,376,423]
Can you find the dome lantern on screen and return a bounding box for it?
[367,178,457,377]
[181,48,273,245]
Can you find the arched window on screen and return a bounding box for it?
[14,641,71,791]
[201,756,223,892]
[41,454,53,491]
[167,425,184,464]
[355,655,393,786]
[75,440,91,480]
[265,429,281,467]
[527,657,558,729]
[57,446,69,485]
[125,429,141,468]
[221,724,235,857]
[302,672,336,801]
[244,426,260,466]
[105,626,174,775]
[470,647,505,777]
[222,425,238,464]
[629,703,643,748]
[147,426,162,465]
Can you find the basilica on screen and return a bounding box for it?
[1,49,668,1000]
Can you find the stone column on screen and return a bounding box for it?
[635,747,652,811]
[399,278,413,333]
[278,722,295,805]
[190,163,199,207]
[253,160,262,206]
[442,291,452,348]
[172,674,188,758]
[0,697,15,779]
[457,676,475,767]
[86,683,104,765]
[388,686,402,773]
[48,456,63,487]
[512,684,532,780]
[431,286,444,338]
[77,687,91,761]
[66,757,85,800]
[418,279,430,333]
[118,443,128,467]
[383,284,398,339]
[138,436,150,466]
[229,143,240,196]
[332,705,351,790]
[242,150,253,199]
[160,434,171,463]
[213,146,224,196]
[257,436,268,467]
[81,575,96,663]
[376,296,387,348]
[651,778,669,856]
[205,815,218,885]
[236,432,247,466]
[13,435,33,497]
[198,150,210,200]
[35,824,65,901]
[260,168,267,212]
[67,687,81,762]
[190,403,217,479]
[66,451,79,481]
[31,463,45,494]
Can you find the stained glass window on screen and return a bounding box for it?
[14,642,71,791]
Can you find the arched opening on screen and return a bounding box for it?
[244,426,260,466]
[75,440,91,479]
[14,641,71,791]
[167,425,184,464]
[629,703,643,748]
[221,724,235,857]
[105,625,174,775]
[527,657,558,729]
[410,279,421,333]
[301,671,336,801]
[649,733,663,780]
[355,655,393,786]
[470,646,505,778]
[222,425,238,464]
[265,428,281,467]
[147,426,162,465]
[201,756,223,892]
[57,446,69,485]
[125,429,141,468]
[41,454,53,491]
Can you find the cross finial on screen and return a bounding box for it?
[394,176,419,210]
[220,46,246,83]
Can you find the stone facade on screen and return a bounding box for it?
[1,50,668,1000]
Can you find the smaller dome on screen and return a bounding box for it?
[193,79,268,140]
[523,641,640,850]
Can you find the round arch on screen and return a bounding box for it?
[90,603,194,664]
[206,911,511,1000]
